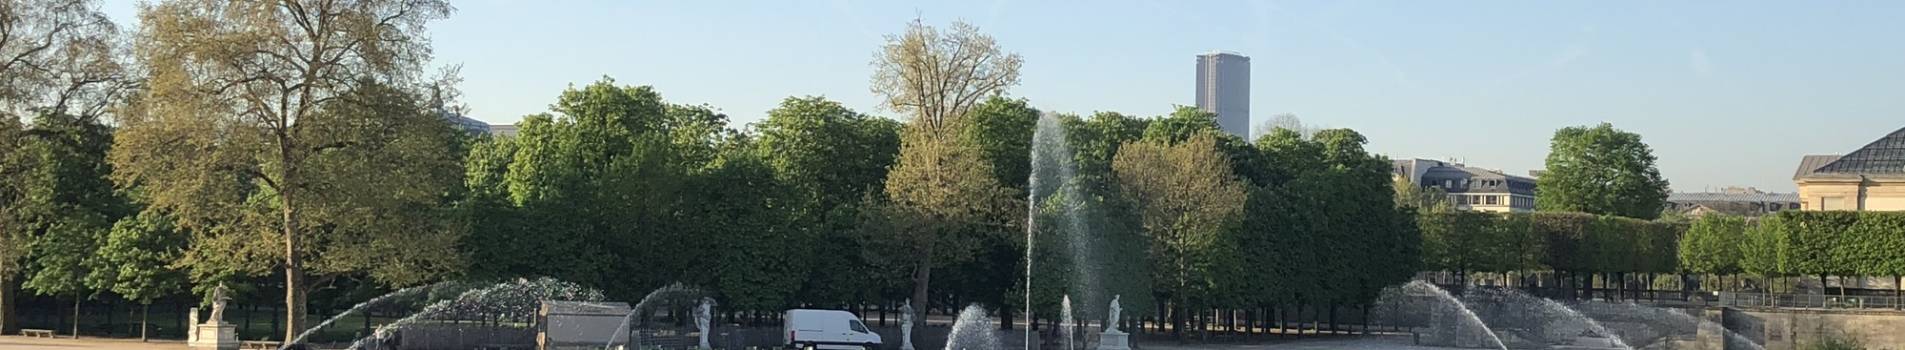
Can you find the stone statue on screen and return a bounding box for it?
[1105,295,1121,333]
[207,284,231,325]
[899,299,916,350]
[696,297,715,349]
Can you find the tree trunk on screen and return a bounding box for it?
[281,151,307,342]
[911,254,931,333]
[141,304,150,342]
[72,295,81,339]
[0,277,14,335]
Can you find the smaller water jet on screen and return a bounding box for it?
[944,304,1000,350]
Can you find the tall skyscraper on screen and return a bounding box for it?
[1196,51,1250,137]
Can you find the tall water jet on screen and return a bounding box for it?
[1061,295,1075,350]
[946,304,1000,350]
[282,282,444,349]
[1029,111,1089,350]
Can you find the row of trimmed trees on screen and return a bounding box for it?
[1680,211,1905,299]
[1418,211,1683,299]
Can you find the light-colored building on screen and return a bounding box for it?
[1666,187,1799,217]
[488,124,519,138]
[1195,51,1249,138]
[1794,127,1905,211]
[1394,159,1537,212]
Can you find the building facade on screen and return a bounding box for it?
[1196,51,1250,138]
[1394,159,1537,212]
[1665,187,1799,217]
[1794,127,1905,211]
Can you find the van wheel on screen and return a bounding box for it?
[804,345,816,350]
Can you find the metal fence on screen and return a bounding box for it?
[1717,292,1903,309]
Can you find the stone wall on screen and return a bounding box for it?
[1703,307,1905,350]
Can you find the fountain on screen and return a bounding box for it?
[605,283,706,350]
[1377,281,1509,350]
[1060,295,1074,350]
[347,277,604,350]
[1465,288,1631,349]
[282,282,446,349]
[946,304,1001,350]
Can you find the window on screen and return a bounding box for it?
[1822,197,1847,211]
[850,320,869,333]
[1444,180,1453,188]
[1485,196,1499,205]
[1456,195,1468,205]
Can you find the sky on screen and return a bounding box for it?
[102,1,1905,193]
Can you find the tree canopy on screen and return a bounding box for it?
[1536,123,1671,219]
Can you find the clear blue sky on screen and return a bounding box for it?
[104,1,1905,192]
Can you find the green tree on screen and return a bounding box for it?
[491,78,712,298]
[1776,211,1858,295]
[1535,123,1671,219]
[689,147,811,314]
[1,0,125,332]
[92,211,186,341]
[1738,215,1785,291]
[1112,132,1245,337]
[870,18,1023,317]
[753,96,902,306]
[0,116,28,334]
[1394,176,1452,213]
[16,112,123,338]
[961,96,1039,190]
[1679,214,1745,290]
[123,0,456,338]
[1837,213,1905,300]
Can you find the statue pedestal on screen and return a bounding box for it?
[1096,330,1130,350]
[189,323,239,350]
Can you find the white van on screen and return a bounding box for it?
[784,309,882,350]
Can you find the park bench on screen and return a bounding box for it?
[20,329,55,338]
[240,340,282,350]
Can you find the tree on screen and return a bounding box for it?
[1252,113,1316,141]
[1837,213,1905,301]
[689,146,810,314]
[15,111,123,338]
[1679,214,1745,290]
[1,0,125,332]
[1112,132,1245,336]
[869,18,1022,317]
[870,19,1023,132]
[0,115,27,334]
[1738,215,1784,291]
[490,78,716,299]
[1394,176,1452,213]
[123,0,456,338]
[0,0,128,120]
[1535,123,1671,219]
[753,96,902,306]
[870,124,1018,316]
[121,0,464,331]
[92,210,186,341]
[961,96,1039,191]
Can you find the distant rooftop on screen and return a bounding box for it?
[1668,192,1799,203]
[1796,126,1905,179]
[1200,50,1247,58]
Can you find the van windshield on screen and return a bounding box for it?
[849,319,869,333]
